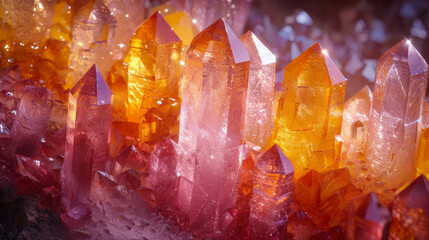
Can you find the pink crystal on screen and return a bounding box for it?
[113,144,147,176]
[61,64,113,227]
[240,31,276,148]
[9,86,54,164]
[177,18,250,237]
[249,144,294,240]
[365,39,429,188]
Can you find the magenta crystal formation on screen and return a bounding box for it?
[346,192,390,240]
[240,31,276,148]
[9,86,54,165]
[61,64,113,227]
[249,144,294,240]
[177,18,250,237]
[365,39,429,188]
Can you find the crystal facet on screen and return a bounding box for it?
[365,39,429,188]
[249,144,294,240]
[240,31,276,148]
[177,18,250,237]
[274,43,347,175]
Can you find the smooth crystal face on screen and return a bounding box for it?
[68,0,117,86]
[416,100,429,177]
[389,175,429,239]
[127,12,182,123]
[249,144,294,240]
[240,31,276,148]
[177,18,250,237]
[61,64,113,227]
[274,43,347,175]
[365,39,429,188]
[346,192,391,240]
[9,86,54,160]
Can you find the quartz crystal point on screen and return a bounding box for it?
[340,86,372,173]
[9,86,54,164]
[274,43,347,174]
[61,65,113,226]
[389,175,429,239]
[249,144,294,240]
[127,12,182,123]
[68,0,117,87]
[177,18,250,237]
[240,31,276,148]
[365,39,429,188]
[104,0,146,60]
[113,144,147,176]
[346,192,390,240]
[0,0,55,44]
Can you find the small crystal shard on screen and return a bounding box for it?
[346,192,390,240]
[249,144,294,240]
[274,43,347,175]
[61,64,113,227]
[177,18,250,237]
[127,12,182,123]
[389,175,429,239]
[9,86,54,163]
[365,39,429,188]
[68,0,117,86]
[240,31,276,148]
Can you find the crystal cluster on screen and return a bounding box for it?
[1,1,429,239]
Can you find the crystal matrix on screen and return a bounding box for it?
[274,43,347,174]
[177,18,250,237]
[249,144,294,240]
[240,31,276,148]
[68,0,117,87]
[365,39,428,188]
[61,65,113,227]
[127,12,182,123]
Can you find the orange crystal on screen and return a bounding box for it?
[274,43,347,175]
[127,12,182,123]
[416,100,429,178]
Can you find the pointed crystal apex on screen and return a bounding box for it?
[396,175,429,211]
[353,192,390,223]
[240,31,276,65]
[133,12,181,44]
[71,64,113,105]
[256,144,294,175]
[77,0,116,24]
[191,18,250,64]
[114,144,147,171]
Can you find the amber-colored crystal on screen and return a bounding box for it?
[107,58,129,121]
[127,12,182,123]
[50,1,74,43]
[365,39,428,189]
[389,175,429,239]
[274,43,347,175]
[416,100,429,177]
[346,192,390,240]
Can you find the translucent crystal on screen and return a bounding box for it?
[240,31,276,148]
[365,39,429,188]
[274,43,347,175]
[127,12,182,123]
[177,18,250,237]
[249,144,294,240]
[50,1,73,43]
[68,0,117,87]
[417,100,429,177]
[61,64,113,227]
[346,192,390,240]
[389,175,429,239]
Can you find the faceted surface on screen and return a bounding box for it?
[61,64,113,227]
[67,0,117,87]
[389,175,429,239]
[340,86,372,178]
[113,145,147,176]
[346,192,390,240]
[9,86,54,164]
[0,0,55,44]
[365,39,429,188]
[127,12,182,123]
[164,11,199,51]
[416,100,429,177]
[249,144,294,240]
[177,18,250,237]
[274,43,347,175]
[50,1,73,43]
[240,31,276,148]
[104,0,146,60]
